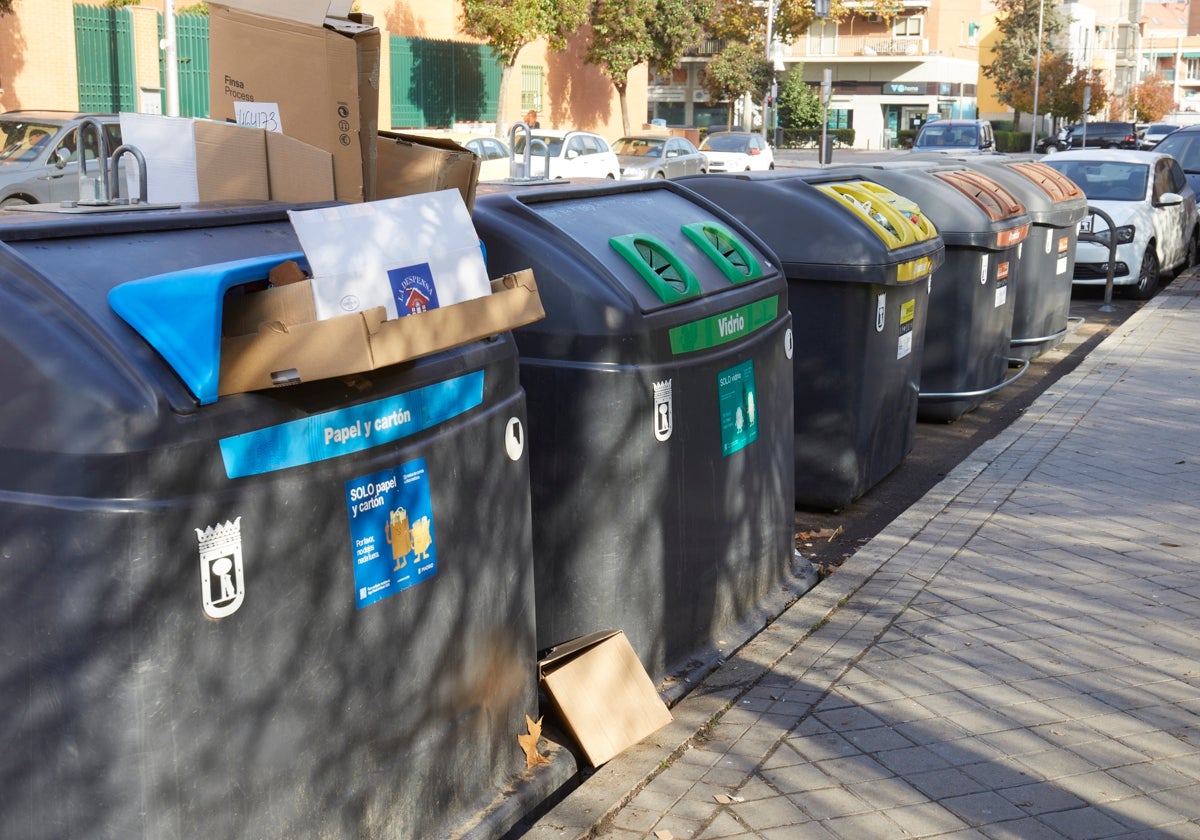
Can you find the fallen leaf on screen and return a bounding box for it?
[714,794,734,804]
[654,831,674,840]
[518,714,550,769]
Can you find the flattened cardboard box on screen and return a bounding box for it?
[209,1,380,203]
[377,131,481,211]
[218,268,543,396]
[538,630,673,767]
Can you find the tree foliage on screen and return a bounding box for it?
[0,0,12,13]
[776,66,822,131]
[459,0,590,133]
[1046,67,1108,124]
[710,0,906,45]
[1130,74,1174,123]
[982,0,1068,124]
[588,0,712,135]
[703,40,772,129]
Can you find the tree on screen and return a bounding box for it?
[459,0,590,135]
[588,0,712,136]
[982,0,1067,127]
[776,66,822,132]
[1047,67,1108,124]
[0,0,12,12]
[702,41,772,129]
[1131,74,1174,122]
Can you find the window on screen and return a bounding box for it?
[827,109,852,130]
[1187,58,1200,81]
[894,16,923,37]
[520,65,543,113]
[807,19,837,56]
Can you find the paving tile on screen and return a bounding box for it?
[1036,806,1131,839]
[725,795,810,831]
[884,801,972,836]
[788,785,872,821]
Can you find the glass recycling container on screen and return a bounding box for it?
[836,161,1033,421]
[914,154,1088,359]
[679,172,945,510]
[0,203,547,840]
[471,180,797,685]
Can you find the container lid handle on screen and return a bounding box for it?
[108,252,307,405]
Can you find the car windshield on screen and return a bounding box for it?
[915,125,976,148]
[614,138,664,157]
[701,134,750,152]
[1045,160,1148,201]
[1155,132,1200,171]
[0,119,59,163]
[512,135,564,156]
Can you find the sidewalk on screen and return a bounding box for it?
[524,274,1200,840]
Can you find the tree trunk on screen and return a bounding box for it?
[617,79,630,137]
[495,62,515,139]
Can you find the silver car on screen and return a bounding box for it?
[0,111,123,207]
[613,135,707,180]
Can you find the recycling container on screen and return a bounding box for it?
[471,180,797,684]
[915,154,1088,358]
[0,203,544,840]
[836,161,1033,421]
[679,171,944,510]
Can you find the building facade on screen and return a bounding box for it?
[0,0,644,143]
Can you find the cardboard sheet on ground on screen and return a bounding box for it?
[288,189,491,321]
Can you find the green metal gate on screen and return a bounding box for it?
[174,12,211,118]
[74,3,137,113]
[390,36,501,129]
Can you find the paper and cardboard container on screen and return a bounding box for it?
[538,631,674,767]
[377,131,482,211]
[208,0,380,203]
[118,113,334,204]
[218,266,544,397]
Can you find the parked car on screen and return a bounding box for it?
[912,119,996,152]
[511,129,620,180]
[1150,124,1200,193]
[613,134,707,180]
[1044,121,1142,152]
[0,111,122,207]
[1139,122,1181,150]
[698,131,775,172]
[1036,125,1074,154]
[1043,149,1198,299]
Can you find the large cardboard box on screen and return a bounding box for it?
[377,131,482,211]
[218,265,544,396]
[118,113,334,204]
[209,0,380,203]
[538,631,674,767]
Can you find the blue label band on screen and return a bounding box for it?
[219,371,485,478]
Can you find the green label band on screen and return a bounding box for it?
[669,297,780,355]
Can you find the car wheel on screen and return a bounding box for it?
[768,162,775,170]
[1,196,31,208]
[1126,246,1160,300]
[654,171,666,179]
[1043,145,1057,155]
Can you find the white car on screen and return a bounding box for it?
[511,129,620,180]
[698,131,775,172]
[1043,149,1199,299]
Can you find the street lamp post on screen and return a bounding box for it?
[1029,0,1046,153]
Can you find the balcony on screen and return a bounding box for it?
[790,35,930,59]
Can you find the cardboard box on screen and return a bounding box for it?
[118,113,334,204]
[209,0,380,203]
[538,631,673,767]
[377,131,482,211]
[218,267,544,396]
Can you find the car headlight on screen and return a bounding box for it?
[1090,225,1136,245]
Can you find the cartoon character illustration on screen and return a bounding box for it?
[410,515,433,561]
[384,507,411,570]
